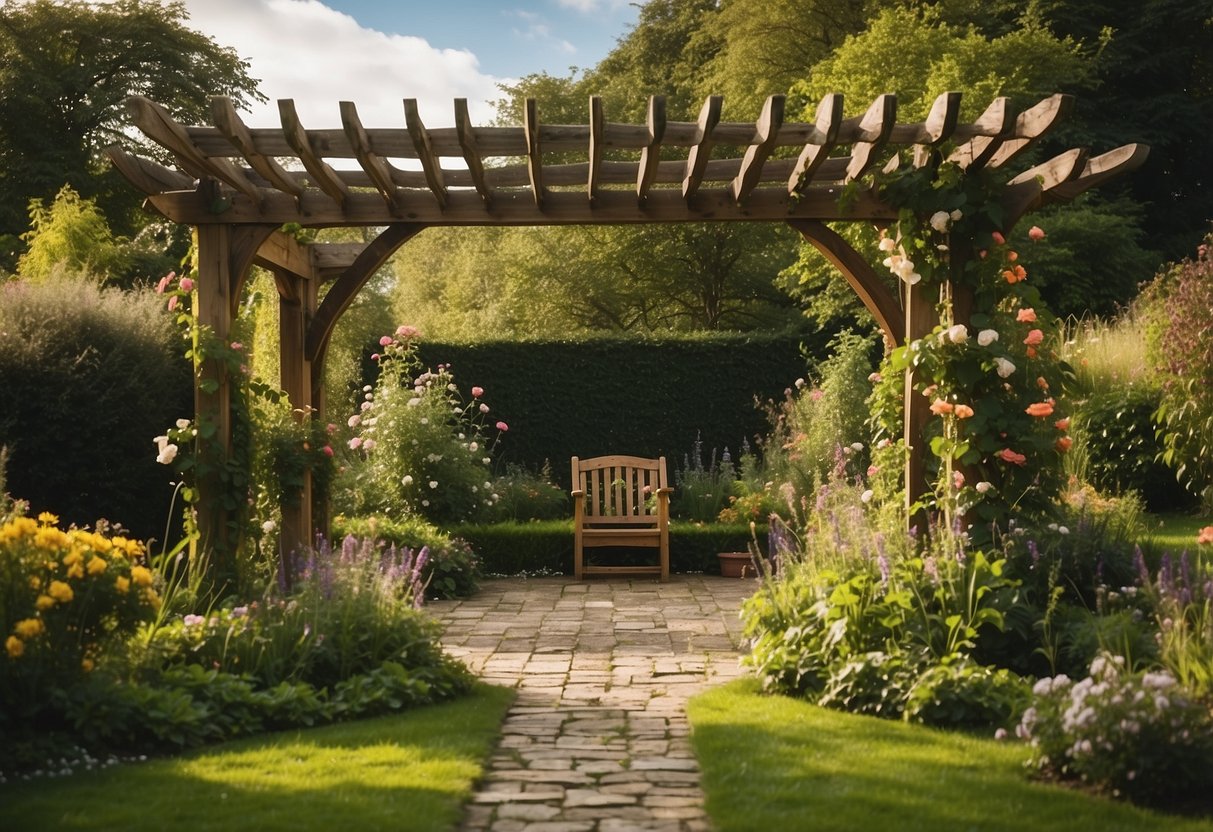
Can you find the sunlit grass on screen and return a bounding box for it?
[1144,512,1211,554]
[0,684,513,832]
[689,679,1213,832]
[1060,312,1155,394]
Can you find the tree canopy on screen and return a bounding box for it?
[0,0,263,266]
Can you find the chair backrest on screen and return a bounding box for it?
[572,455,668,525]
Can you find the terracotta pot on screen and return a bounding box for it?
[717,551,756,578]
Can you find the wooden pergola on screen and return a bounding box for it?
[108,90,1147,570]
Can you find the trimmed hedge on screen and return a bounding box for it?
[399,331,828,486]
[449,520,757,575]
[0,279,192,538]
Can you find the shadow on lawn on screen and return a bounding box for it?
[690,680,1213,832]
[0,685,513,832]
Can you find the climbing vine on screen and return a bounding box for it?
[867,159,1072,536]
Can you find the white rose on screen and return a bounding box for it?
[977,329,999,347]
[929,211,950,233]
[994,357,1016,378]
[429,480,438,489]
[878,236,897,252]
[175,418,191,430]
[950,209,963,221]
[401,475,413,486]
[975,481,993,494]
[261,520,276,534]
[947,324,968,344]
[156,443,178,465]
[860,489,874,504]
[469,441,479,452]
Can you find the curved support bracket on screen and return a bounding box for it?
[787,219,904,346]
[305,223,427,366]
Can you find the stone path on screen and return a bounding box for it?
[429,576,756,832]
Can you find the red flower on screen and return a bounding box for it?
[997,448,1027,465]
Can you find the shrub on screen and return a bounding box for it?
[1136,541,1213,698]
[0,278,192,538]
[673,436,737,521]
[332,514,480,598]
[1143,237,1213,513]
[336,327,506,525]
[477,462,568,522]
[1070,386,1191,512]
[1017,654,1213,805]
[0,514,160,731]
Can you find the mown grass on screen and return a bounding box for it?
[0,684,513,832]
[1144,512,1210,554]
[689,678,1213,832]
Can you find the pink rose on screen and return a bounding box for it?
[395,325,418,339]
[379,335,393,347]
[1017,308,1037,323]
[322,445,334,457]
[992,231,1006,245]
[997,448,1027,466]
[1028,226,1046,241]
[1023,329,1044,347]
[167,296,178,311]
[179,277,195,292]
[496,421,509,432]
[471,386,484,398]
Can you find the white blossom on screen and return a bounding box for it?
[946,323,969,344]
[929,210,951,233]
[994,357,1016,378]
[977,329,999,347]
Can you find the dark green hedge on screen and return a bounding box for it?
[449,520,757,575]
[404,331,827,486]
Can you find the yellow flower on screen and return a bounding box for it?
[113,536,145,558]
[87,556,108,575]
[28,575,42,590]
[35,526,70,550]
[35,594,55,611]
[48,580,74,603]
[66,562,84,580]
[37,511,59,526]
[143,588,161,609]
[81,657,95,673]
[130,565,153,587]
[114,575,130,594]
[63,549,84,567]
[5,635,23,658]
[14,618,44,638]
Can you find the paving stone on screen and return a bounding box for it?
[497,803,562,822]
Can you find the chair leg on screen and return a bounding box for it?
[574,538,583,580]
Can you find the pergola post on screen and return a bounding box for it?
[902,279,938,527]
[192,223,237,588]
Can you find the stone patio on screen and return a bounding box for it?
[429,575,757,832]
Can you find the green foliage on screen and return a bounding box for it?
[903,657,1030,729]
[768,329,879,500]
[741,483,1021,728]
[331,515,481,599]
[1143,240,1213,513]
[17,186,130,282]
[449,520,754,575]
[0,0,264,243]
[405,332,824,488]
[0,515,160,734]
[334,328,505,525]
[1071,386,1191,511]
[391,223,804,338]
[0,278,192,538]
[1138,542,1213,698]
[672,436,737,522]
[478,463,569,522]
[1019,655,1213,806]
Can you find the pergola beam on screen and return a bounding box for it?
[404,98,449,209]
[455,98,491,205]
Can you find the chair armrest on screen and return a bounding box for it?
[655,487,674,496]
[571,489,585,498]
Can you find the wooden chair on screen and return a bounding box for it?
[571,455,671,581]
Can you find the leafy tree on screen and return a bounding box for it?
[17,185,129,282]
[0,0,264,253]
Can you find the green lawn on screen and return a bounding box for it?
[688,679,1213,832]
[0,684,513,832]
[1144,512,1210,554]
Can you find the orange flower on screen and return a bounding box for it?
[997,448,1027,465]
[1007,250,1019,262]
[1055,418,1070,431]
[953,404,975,419]
[1056,436,1073,453]
[929,399,954,416]
[1023,329,1044,346]
[1017,308,1037,323]
[1027,346,1038,359]
[1198,526,1213,545]
[1026,401,1055,418]
[1003,265,1028,283]
[1036,376,1049,390]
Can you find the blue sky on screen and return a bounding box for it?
[179,0,641,127]
[320,1,638,78]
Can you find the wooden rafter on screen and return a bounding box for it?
[682,95,722,201]
[454,98,491,205]
[112,91,1147,231]
[404,99,448,209]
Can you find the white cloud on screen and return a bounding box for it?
[555,0,635,13]
[179,0,503,129]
